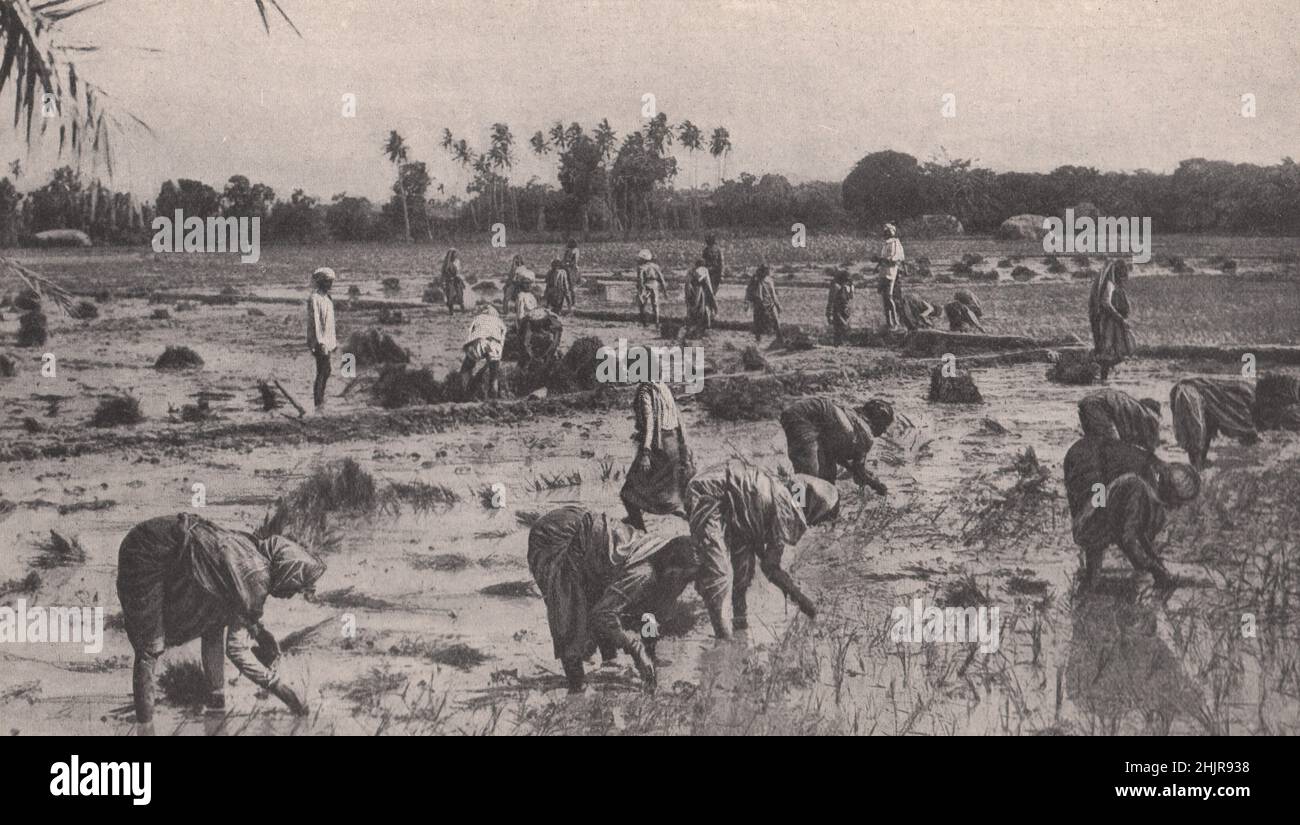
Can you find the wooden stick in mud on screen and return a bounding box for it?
[273,380,307,418]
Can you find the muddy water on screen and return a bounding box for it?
[4,293,1298,734]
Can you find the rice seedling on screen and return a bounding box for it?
[384,480,459,512]
[69,300,99,320]
[158,657,210,706]
[0,572,41,600]
[315,586,398,611]
[376,307,406,325]
[1046,349,1100,384]
[405,552,472,571]
[255,458,378,554]
[526,470,582,492]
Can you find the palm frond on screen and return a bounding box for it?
[1,257,76,314]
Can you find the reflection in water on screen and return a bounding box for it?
[1064,577,1201,735]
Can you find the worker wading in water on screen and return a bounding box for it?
[116,514,325,728]
[527,506,699,692]
[686,460,839,638]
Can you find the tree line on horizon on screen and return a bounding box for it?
[3,147,1298,249]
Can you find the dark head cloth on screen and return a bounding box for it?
[264,536,327,597]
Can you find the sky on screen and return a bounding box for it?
[4,0,1298,202]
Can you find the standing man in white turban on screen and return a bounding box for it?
[876,223,905,331]
[306,267,338,412]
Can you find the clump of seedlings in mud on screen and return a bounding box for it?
[89,393,144,428]
[1046,348,1100,385]
[256,458,379,554]
[928,365,983,403]
[384,480,459,512]
[526,470,582,492]
[36,530,87,569]
[154,345,205,370]
[17,308,48,347]
[158,658,210,707]
[959,447,1059,548]
[346,329,411,366]
[0,353,16,378]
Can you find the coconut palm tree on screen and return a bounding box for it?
[709,126,732,186]
[383,130,412,241]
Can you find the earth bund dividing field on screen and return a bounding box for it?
[1,240,1298,735]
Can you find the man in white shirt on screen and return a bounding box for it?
[877,223,905,331]
[306,267,338,411]
[460,303,507,399]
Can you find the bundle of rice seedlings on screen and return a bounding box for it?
[255,458,378,554]
[1046,348,1100,385]
[151,308,171,320]
[315,586,395,610]
[471,280,498,294]
[996,259,1012,268]
[905,257,933,280]
[928,365,983,403]
[950,260,974,276]
[1163,256,1193,274]
[427,641,492,670]
[701,375,789,420]
[256,380,283,411]
[158,658,210,706]
[154,345,205,370]
[969,269,999,282]
[17,311,47,347]
[22,417,42,433]
[0,571,40,599]
[347,284,362,302]
[345,329,411,366]
[526,470,582,492]
[69,301,99,320]
[422,284,445,304]
[961,253,984,267]
[247,307,266,317]
[1210,255,1238,273]
[938,574,992,608]
[35,530,86,569]
[174,301,196,312]
[371,365,444,408]
[385,480,459,512]
[406,552,472,571]
[740,345,768,371]
[376,306,406,325]
[1009,265,1036,282]
[782,325,816,350]
[0,354,16,378]
[1045,255,1067,274]
[381,277,401,292]
[90,394,144,427]
[13,288,42,311]
[177,399,213,423]
[480,580,539,599]
[557,335,604,391]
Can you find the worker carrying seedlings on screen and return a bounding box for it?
[306,266,338,412]
[116,513,325,727]
[1077,388,1162,452]
[460,302,507,400]
[779,396,894,495]
[620,380,694,531]
[635,249,667,328]
[527,505,699,692]
[1063,436,1200,590]
[1168,376,1258,468]
[944,289,985,333]
[686,460,840,638]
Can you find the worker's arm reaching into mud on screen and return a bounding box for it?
[226,618,308,714]
[589,567,657,688]
[846,457,888,495]
[757,537,816,619]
